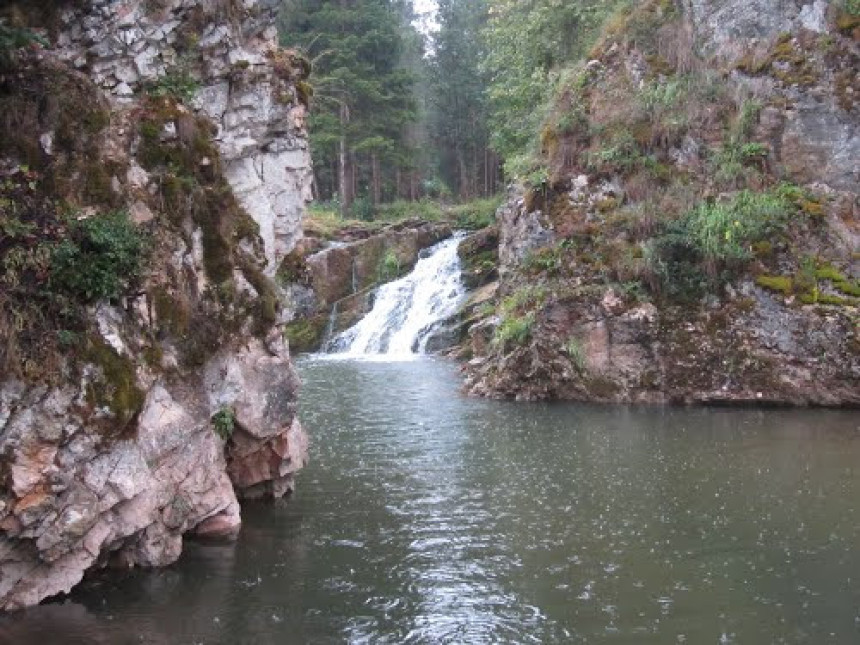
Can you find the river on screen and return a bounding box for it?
[2,357,859,643]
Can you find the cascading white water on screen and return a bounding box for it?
[325,234,466,358]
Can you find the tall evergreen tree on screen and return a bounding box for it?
[280,0,420,216]
[427,0,498,199]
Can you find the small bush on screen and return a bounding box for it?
[145,69,200,103]
[678,190,790,271]
[212,407,236,440]
[648,189,793,297]
[0,20,47,68]
[377,249,401,282]
[565,337,587,372]
[351,196,375,221]
[50,211,146,303]
[523,245,564,275]
[500,285,548,315]
[494,313,535,347]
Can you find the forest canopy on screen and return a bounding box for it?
[279,0,619,216]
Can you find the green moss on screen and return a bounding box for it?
[735,52,771,75]
[142,344,164,368]
[751,240,773,258]
[835,281,860,297]
[276,250,309,285]
[198,209,235,284]
[83,338,145,434]
[756,275,793,295]
[810,293,856,306]
[814,264,844,282]
[835,11,860,36]
[815,263,860,297]
[152,286,190,336]
[587,375,621,398]
[284,317,326,353]
[237,257,280,335]
[295,80,313,107]
[736,34,818,86]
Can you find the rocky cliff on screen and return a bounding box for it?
[463,0,859,405]
[0,0,311,609]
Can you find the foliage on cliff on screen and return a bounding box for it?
[461,0,858,404]
[504,0,858,304]
[0,6,288,383]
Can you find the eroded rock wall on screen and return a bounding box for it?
[54,0,313,273]
[0,0,311,610]
[463,0,859,405]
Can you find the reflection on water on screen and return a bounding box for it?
[2,358,859,643]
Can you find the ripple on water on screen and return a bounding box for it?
[1,359,859,643]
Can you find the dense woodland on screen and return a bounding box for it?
[278,0,613,217]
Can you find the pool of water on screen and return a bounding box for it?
[2,358,859,643]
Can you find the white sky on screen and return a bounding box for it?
[413,0,439,34]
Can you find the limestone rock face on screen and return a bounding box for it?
[686,0,798,47]
[688,0,859,191]
[462,0,859,405]
[0,0,310,610]
[54,0,313,273]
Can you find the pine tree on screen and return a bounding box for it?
[280,0,420,217]
[428,0,498,199]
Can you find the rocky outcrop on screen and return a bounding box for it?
[463,0,859,405]
[0,0,310,610]
[687,0,859,192]
[53,0,313,273]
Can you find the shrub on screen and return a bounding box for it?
[212,407,236,440]
[145,69,200,103]
[523,245,564,275]
[500,285,548,315]
[0,20,47,68]
[677,190,789,272]
[351,195,375,221]
[565,337,587,371]
[50,211,146,303]
[494,313,535,347]
[647,189,792,297]
[377,249,401,282]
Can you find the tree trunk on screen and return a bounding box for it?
[371,153,381,205]
[456,147,469,201]
[338,103,352,218]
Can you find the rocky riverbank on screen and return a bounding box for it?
[460,0,859,405]
[0,0,310,609]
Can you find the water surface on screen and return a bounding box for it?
[2,358,859,644]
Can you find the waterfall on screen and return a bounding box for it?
[325,234,466,358]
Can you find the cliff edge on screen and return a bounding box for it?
[463,0,859,405]
[0,0,311,609]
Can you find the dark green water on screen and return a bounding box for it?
[2,358,859,644]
